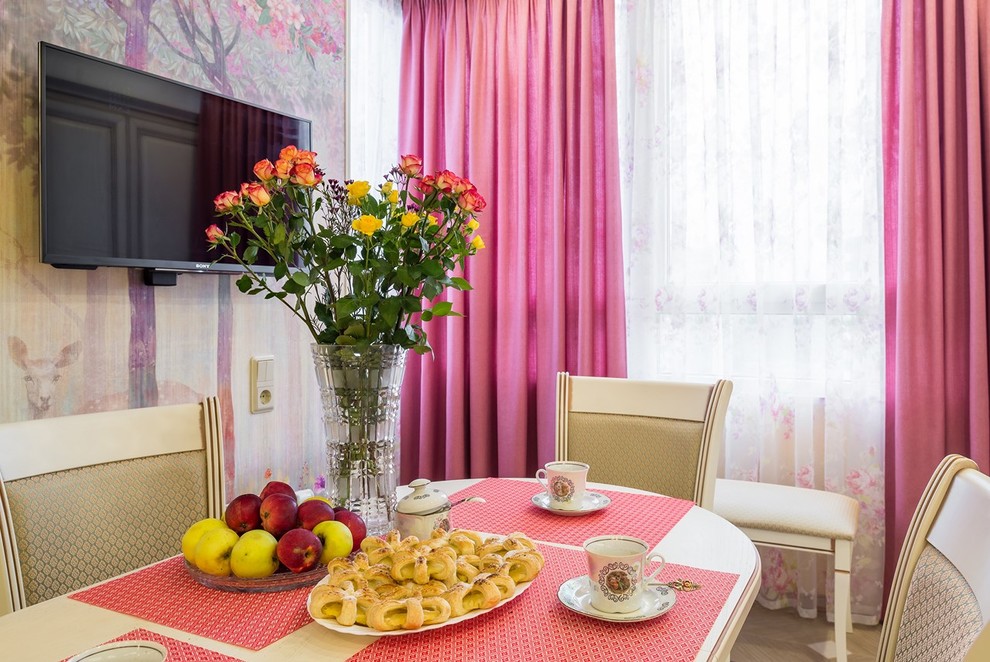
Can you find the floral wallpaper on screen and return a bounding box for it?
[0,0,345,497]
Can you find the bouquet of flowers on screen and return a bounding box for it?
[206,146,486,354]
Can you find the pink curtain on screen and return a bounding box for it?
[398,0,627,481]
[882,0,990,597]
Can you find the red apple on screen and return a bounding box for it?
[296,499,336,530]
[259,480,297,503]
[276,527,323,573]
[260,493,298,539]
[332,508,367,553]
[224,493,263,533]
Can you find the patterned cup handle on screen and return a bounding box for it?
[643,553,666,585]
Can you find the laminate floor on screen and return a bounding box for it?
[731,604,881,661]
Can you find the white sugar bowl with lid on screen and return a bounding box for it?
[395,478,452,540]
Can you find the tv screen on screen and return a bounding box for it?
[39,42,312,279]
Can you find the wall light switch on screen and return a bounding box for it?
[250,355,275,413]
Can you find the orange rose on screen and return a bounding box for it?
[398,154,423,177]
[417,174,437,195]
[253,159,276,182]
[241,182,271,206]
[434,170,458,194]
[295,150,318,165]
[205,224,224,242]
[275,159,293,180]
[279,145,299,162]
[290,163,322,186]
[458,188,486,213]
[213,190,241,212]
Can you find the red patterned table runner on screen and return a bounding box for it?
[347,543,739,662]
[61,628,244,662]
[69,556,312,650]
[447,478,694,548]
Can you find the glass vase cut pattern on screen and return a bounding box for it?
[312,344,406,537]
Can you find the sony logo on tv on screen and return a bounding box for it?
[195,263,212,270]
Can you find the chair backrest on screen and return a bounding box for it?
[878,454,990,661]
[0,397,224,614]
[554,372,732,510]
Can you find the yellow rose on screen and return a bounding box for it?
[400,212,419,228]
[466,219,480,231]
[381,182,393,194]
[352,214,383,236]
[346,180,371,204]
[471,235,485,250]
[428,213,440,226]
[388,189,399,204]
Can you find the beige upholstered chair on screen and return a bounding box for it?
[0,397,224,614]
[878,454,990,662]
[554,372,732,509]
[713,479,859,662]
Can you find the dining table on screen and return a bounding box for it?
[0,477,760,661]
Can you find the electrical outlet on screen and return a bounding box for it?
[250,355,275,413]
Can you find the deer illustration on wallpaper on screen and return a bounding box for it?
[8,336,81,418]
[7,336,203,418]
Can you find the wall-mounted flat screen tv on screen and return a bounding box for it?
[39,42,312,283]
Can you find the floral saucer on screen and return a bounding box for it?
[557,576,676,623]
[531,491,611,516]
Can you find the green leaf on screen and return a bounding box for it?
[421,310,434,322]
[243,245,258,263]
[431,300,454,316]
[422,260,444,278]
[236,275,253,293]
[380,297,401,327]
[274,262,288,280]
[336,297,360,318]
[291,271,309,287]
[450,276,473,291]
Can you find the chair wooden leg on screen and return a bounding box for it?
[833,540,853,662]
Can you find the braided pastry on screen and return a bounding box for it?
[362,563,398,591]
[361,530,410,565]
[478,566,517,600]
[376,578,450,599]
[441,575,503,616]
[325,567,368,590]
[309,583,378,626]
[501,532,538,553]
[447,529,485,556]
[454,555,483,583]
[367,595,452,631]
[310,528,544,632]
[389,548,457,584]
[501,549,545,583]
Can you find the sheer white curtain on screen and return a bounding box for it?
[346,0,403,180]
[616,1,885,624]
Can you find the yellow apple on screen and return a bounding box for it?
[304,495,334,507]
[230,529,279,579]
[194,527,240,576]
[181,517,228,564]
[313,520,353,564]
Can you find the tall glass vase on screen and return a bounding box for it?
[311,344,407,537]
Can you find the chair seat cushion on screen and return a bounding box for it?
[713,479,859,540]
